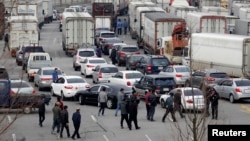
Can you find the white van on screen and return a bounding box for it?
[27,52,52,82]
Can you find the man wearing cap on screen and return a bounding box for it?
[210,89,219,120]
[72,107,81,139]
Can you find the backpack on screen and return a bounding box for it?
[165,97,173,109]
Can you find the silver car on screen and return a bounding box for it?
[213,78,250,103]
[159,65,191,86]
[73,48,97,71]
[34,67,64,91]
[10,80,36,94]
[92,64,119,83]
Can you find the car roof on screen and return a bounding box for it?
[228,78,250,81]
[120,45,138,48]
[98,64,117,67]
[198,69,226,73]
[118,70,142,73]
[63,75,83,79]
[113,43,127,46]
[10,79,29,83]
[145,55,166,58]
[145,74,174,78]
[100,31,115,34]
[41,67,60,70]
[93,83,131,89]
[173,87,200,91]
[77,48,95,51]
[87,57,105,60]
[169,65,190,68]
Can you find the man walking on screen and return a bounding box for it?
[117,19,122,35]
[3,33,10,52]
[115,88,125,116]
[210,89,219,120]
[205,87,212,117]
[148,91,157,121]
[162,93,177,122]
[38,97,45,127]
[145,90,151,120]
[128,98,140,130]
[110,47,117,65]
[52,68,59,83]
[123,19,128,35]
[120,98,129,129]
[51,102,61,137]
[60,105,70,138]
[72,107,81,140]
[98,87,108,116]
[174,89,185,118]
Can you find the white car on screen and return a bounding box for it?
[92,64,119,83]
[159,87,205,111]
[73,48,97,71]
[51,76,90,100]
[108,71,143,87]
[80,57,107,78]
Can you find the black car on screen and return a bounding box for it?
[126,54,146,70]
[75,83,132,109]
[116,45,140,66]
[136,55,170,75]
[21,46,45,70]
[100,38,123,55]
[133,74,176,99]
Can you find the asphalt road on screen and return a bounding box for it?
[1,20,250,141]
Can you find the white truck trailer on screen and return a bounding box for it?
[62,12,94,56]
[17,0,44,30]
[168,5,198,19]
[94,16,112,30]
[133,6,165,47]
[230,2,250,17]
[9,15,39,57]
[42,0,53,23]
[201,6,229,16]
[239,7,250,20]
[235,19,250,36]
[186,12,227,34]
[190,33,250,78]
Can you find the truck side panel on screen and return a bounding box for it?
[95,16,111,29]
[239,8,250,20]
[201,17,226,33]
[235,19,250,36]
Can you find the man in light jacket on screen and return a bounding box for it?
[98,87,108,116]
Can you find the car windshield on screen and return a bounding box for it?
[106,39,122,43]
[67,78,86,83]
[79,51,95,57]
[235,80,250,86]
[152,58,169,66]
[100,67,118,73]
[11,82,30,88]
[89,60,106,63]
[126,73,143,79]
[122,47,139,52]
[155,78,175,86]
[183,89,203,96]
[210,73,228,78]
[130,56,143,61]
[43,69,62,75]
[175,67,190,72]
[25,47,44,52]
[101,33,115,38]
[110,85,132,93]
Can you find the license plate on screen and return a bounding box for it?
[244,89,250,93]
[163,88,169,91]
[158,67,163,70]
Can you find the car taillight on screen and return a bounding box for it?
[147,65,152,71]
[98,72,102,78]
[10,90,15,95]
[41,78,51,81]
[136,51,140,54]
[186,99,193,103]
[206,77,215,81]
[155,86,160,91]
[87,65,94,68]
[127,81,131,86]
[64,85,73,89]
[32,89,36,94]
[176,74,182,78]
[119,52,125,56]
[235,88,241,93]
[85,85,90,88]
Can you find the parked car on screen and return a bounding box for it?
[126,54,146,70]
[133,74,176,99]
[100,38,123,55]
[159,87,205,112]
[75,83,132,109]
[188,69,229,90]
[95,30,116,47]
[213,78,250,103]
[92,64,119,84]
[34,67,64,91]
[108,71,143,87]
[51,76,90,100]
[159,65,191,87]
[136,55,170,75]
[109,43,127,58]
[80,57,107,77]
[116,45,140,66]
[10,79,36,94]
[73,48,97,71]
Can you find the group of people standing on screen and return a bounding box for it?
[38,96,82,140]
[114,18,129,35]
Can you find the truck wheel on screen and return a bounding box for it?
[23,107,31,114]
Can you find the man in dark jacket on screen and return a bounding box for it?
[120,99,129,129]
[96,46,102,57]
[110,47,117,65]
[205,87,212,117]
[128,99,140,130]
[3,33,10,52]
[174,89,185,118]
[38,98,45,127]
[148,91,157,121]
[162,93,177,122]
[72,107,81,139]
[210,89,219,120]
[60,105,70,138]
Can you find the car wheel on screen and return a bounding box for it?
[106,99,113,109]
[51,88,55,96]
[79,95,84,105]
[74,66,77,71]
[23,106,31,114]
[229,94,235,103]
[160,99,166,108]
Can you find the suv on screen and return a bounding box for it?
[0,66,9,79]
[21,46,45,70]
[73,48,97,71]
[95,31,115,47]
[136,55,170,75]
[133,74,176,99]
[188,69,229,90]
[116,45,140,66]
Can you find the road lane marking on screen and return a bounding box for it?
[12,133,16,141]
[91,115,97,122]
[145,134,152,141]
[8,115,12,123]
[103,135,109,141]
[240,104,250,113]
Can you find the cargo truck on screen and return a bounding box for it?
[186,12,227,33]
[17,0,44,29]
[143,12,187,56]
[239,7,250,20]
[168,5,198,19]
[235,19,250,35]
[62,12,94,56]
[230,2,250,17]
[94,16,112,31]
[133,6,166,47]
[92,0,114,17]
[9,15,39,57]
[201,6,229,16]
[42,0,53,23]
[190,33,250,78]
